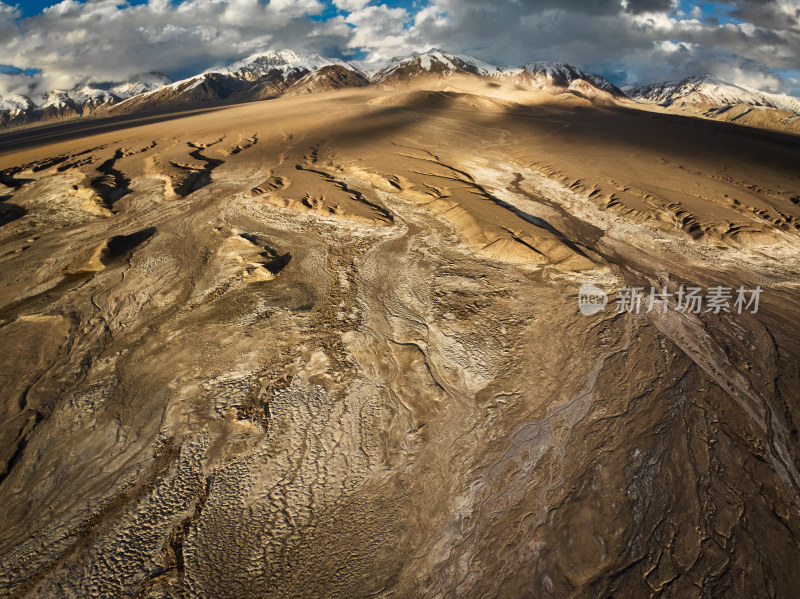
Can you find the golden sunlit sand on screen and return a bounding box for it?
[1,79,800,597]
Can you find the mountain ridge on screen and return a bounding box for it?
[0,72,172,128]
[2,51,798,131]
[629,73,800,115]
[0,49,624,127]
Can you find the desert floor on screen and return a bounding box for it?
[1,82,800,598]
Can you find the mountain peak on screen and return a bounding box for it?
[4,49,798,132]
[421,47,449,55]
[520,62,585,80]
[629,73,800,115]
[220,49,346,82]
[237,49,305,65]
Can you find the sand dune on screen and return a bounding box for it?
[0,81,800,598]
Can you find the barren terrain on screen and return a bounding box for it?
[1,79,800,598]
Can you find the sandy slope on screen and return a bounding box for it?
[1,80,800,598]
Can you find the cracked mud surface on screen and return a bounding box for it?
[1,87,800,598]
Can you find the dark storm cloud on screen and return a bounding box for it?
[433,0,673,16]
[625,0,677,14]
[723,0,800,30]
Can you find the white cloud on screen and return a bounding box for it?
[0,0,797,97]
[0,1,20,43]
[0,0,346,95]
[343,4,418,59]
[333,0,371,11]
[712,63,786,92]
[367,0,800,93]
[0,71,42,97]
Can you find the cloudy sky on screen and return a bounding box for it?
[1,0,798,97]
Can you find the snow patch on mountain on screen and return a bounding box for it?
[5,50,799,131]
[629,74,800,115]
[41,90,74,110]
[347,58,393,77]
[0,95,36,116]
[370,48,504,83]
[218,50,351,81]
[111,73,172,98]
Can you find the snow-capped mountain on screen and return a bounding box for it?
[629,74,800,115]
[346,58,394,78]
[109,50,366,113]
[0,95,35,115]
[284,65,369,96]
[0,49,625,127]
[0,95,37,128]
[0,50,624,127]
[519,62,596,84]
[219,50,365,98]
[0,72,173,127]
[40,90,80,120]
[371,49,504,83]
[72,87,121,112]
[5,50,799,132]
[499,61,626,98]
[218,50,349,81]
[110,73,172,99]
[362,50,623,102]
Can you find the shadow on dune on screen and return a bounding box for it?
[325,96,800,176]
[0,202,26,226]
[102,227,157,265]
[0,106,233,156]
